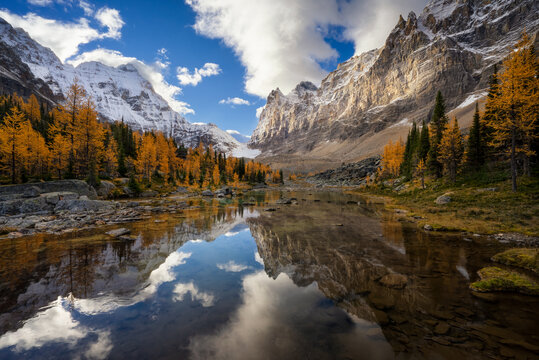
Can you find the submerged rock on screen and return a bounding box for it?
[106,228,131,237]
[379,273,408,289]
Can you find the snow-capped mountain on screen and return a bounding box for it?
[226,130,251,143]
[0,17,255,156]
[250,0,538,168]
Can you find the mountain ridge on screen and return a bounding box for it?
[250,0,538,172]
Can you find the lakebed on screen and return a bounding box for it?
[0,190,537,359]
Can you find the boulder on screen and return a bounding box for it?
[97,180,116,198]
[116,178,130,185]
[54,199,114,213]
[176,186,189,193]
[41,192,78,205]
[435,194,451,205]
[424,224,434,231]
[276,198,292,205]
[201,190,214,197]
[0,199,24,215]
[22,186,41,198]
[0,180,97,199]
[20,197,52,214]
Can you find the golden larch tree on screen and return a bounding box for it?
[439,117,464,183]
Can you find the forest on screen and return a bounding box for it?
[0,82,282,191]
[378,34,538,192]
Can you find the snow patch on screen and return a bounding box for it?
[455,92,487,110]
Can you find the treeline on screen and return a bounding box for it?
[379,33,538,191]
[0,81,282,188]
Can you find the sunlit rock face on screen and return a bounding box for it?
[250,0,539,158]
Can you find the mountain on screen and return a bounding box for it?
[0,17,252,156]
[250,0,539,172]
[226,130,251,143]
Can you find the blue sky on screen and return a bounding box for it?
[1,0,427,137]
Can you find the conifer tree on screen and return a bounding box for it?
[418,119,430,161]
[466,103,484,169]
[427,91,448,177]
[439,117,464,183]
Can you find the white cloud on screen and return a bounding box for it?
[219,97,250,106]
[0,7,125,62]
[69,49,194,115]
[95,7,124,39]
[79,0,94,16]
[173,282,215,307]
[27,0,53,6]
[186,0,428,97]
[216,261,249,272]
[177,62,221,86]
[340,0,428,55]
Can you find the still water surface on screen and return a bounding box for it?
[0,191,537,359]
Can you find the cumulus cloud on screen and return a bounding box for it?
[177,63,221,86]
[79,0,94,16]
[173,282,215,307]
[0,7,124,62]
[186,0,428,97]
[69,49,194,115]
[219,97,250,106]
[340,0,428,55]
[95,7,124,39]
[216,261,249,272]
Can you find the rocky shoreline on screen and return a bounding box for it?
[0,180,199,238]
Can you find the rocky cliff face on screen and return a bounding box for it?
[250,0,538,163]
[0,18,250,155]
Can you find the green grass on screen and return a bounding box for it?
[354,169,539,236]
[470,267,539,295]
[492,248,539,273]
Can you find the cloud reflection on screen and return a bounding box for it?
[0,297,112,359]
[216,261,249,272]
[173,282,215,307]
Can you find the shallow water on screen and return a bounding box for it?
[0,191,537,359]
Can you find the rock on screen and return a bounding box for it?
[106,228,131,237]
[8,231,23,238]
[22,186,41,198]
[306,157,381,186]
[116,178,130,185]
[476,187,497,192]
[54,199,115,213]
[140,190,158,198]
[434,322,450,335]
[424,224,433,231]
[264,208,277,212]
[276,198,292,204]
[0,180,97,199]
[176,186,188,193]
[41,192,78,205]
[435,194,451,205]
[201,190,214,197]
[368,294,395,310]
[379,273,408,289]
[20,197,52,214]
[0,199,24,215]
[97,180,116,198]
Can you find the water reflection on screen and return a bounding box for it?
[0,191,537,359]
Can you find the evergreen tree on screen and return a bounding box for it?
[466,103,484,169]
[427,91,449,177]
[418,119,430,161]
[400,122,419,179]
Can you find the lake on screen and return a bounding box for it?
[0,191,537,359]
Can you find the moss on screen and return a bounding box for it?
[470,267,539,296]
[492,248,539,273]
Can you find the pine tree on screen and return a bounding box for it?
[427,91,449,177]
[439,117,464,183]
[485,33,538,191]
[466,103,484,169]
